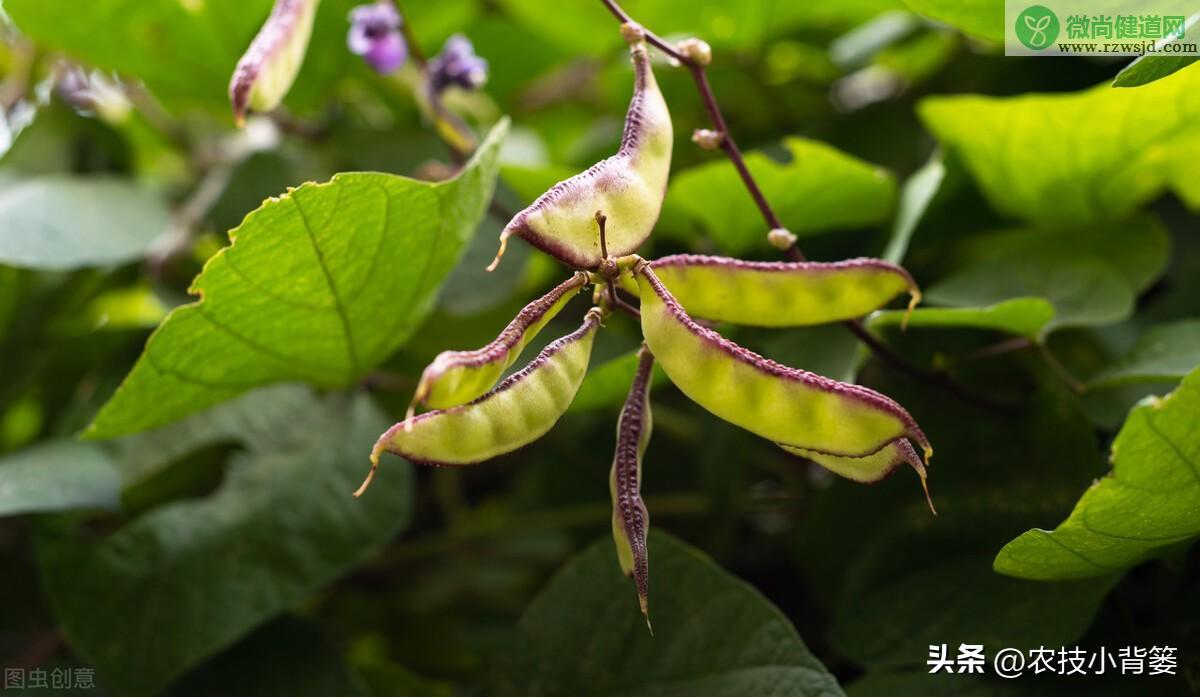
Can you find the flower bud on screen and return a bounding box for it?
[429,34,488,93]
[767,227,797,251]
[347,2,407,74]
[229,0,320,127]
[620,22,646,45]
[691,128,724,150]
[677,38,712,66]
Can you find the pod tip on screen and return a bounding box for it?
[902,289,922,331]
[353,452,380,498]
[639,595,653,636]
[485,233,509,272]
[403,401,417,433]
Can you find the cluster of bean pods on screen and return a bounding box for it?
[356,24,933,629]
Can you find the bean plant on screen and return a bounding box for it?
[1,0,1199,694]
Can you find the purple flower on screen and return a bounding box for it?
[348,2,407,74]
[429,34,488,92]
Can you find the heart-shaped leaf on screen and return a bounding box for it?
[88,120,506,439]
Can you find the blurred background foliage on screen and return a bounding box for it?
[0,0,1198,694]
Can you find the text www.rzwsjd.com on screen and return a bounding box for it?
[1056,40,1198,53]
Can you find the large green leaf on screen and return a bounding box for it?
[486,532,844,696]
[38,391,411,696]
[3,0,356,112]
[5,0,268,108]
[88,121,506,439]
[869,298,1055,340]
[0,441,121,516]
[919,66,1200,223]
[995,367,1200,580]
[830,501,1112,669]
[923,217,1168,335]
[901,0,1002,42]
[0,175,170,270]
[499,0,901,56]
[1089,319,1200,388]
[663,137,895,254]
[173,617,368,697]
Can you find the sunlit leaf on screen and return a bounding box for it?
[920,66,1200,223]
[664,137,895,254]
[88,121,507,439]
[869,298,1055,339]
[996,367,1200,580]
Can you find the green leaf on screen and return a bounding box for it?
[5,0,269,108]
[1113,17,1200,88]
[569,349,667,413]
[830,502,1113,669]
[0,441,121,516]
[919,67,1200,223]
[1114,55,1199,88]
[869,298,1055,339]
[4,0,356,112]
[995,367,1200,580]
[0,175,170,270]
[882,151,945,264]
[174,617,368,697]
[37,391,412,696]
[87,121,507,439]
[1089,320,1200,388]
[486,532,843,697]
[901,0,1003,42]
[498,0,901,56]
[924,217,1168,335]
[663,137,895,254]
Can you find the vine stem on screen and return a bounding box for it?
[599,0,1017,414]
[597,0,792,250]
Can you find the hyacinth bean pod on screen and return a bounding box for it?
[488,34,672,270]
[355,309,603,496]
[780,439,935,513]
[636,263,931,460]
[412,272,589,411]
[641,254,920,327]
[229,0,320,126]
[609,345,654,628]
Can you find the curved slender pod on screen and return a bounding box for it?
[610,345,654,629]
[229,0,320,126]
[636,263,930,459]
[488,26,672,270]
[642,255,921,327]
[412,272,589,411]
[779,439,935,513]
[355,309,603,495]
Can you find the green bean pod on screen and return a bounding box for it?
[413,272,589,411]
[356,309,602,495]
[780,438,935,512]
[488,36,672,270]
[229,0,320,126]
[639,254,920,327]
[636,263,931,459]
[609,345,654,628]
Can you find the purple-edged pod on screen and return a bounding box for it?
[412,272,589,411]
[488,35,672,271]
[641,254,921,327]
[636,263,931,460]
[355,309,603,495]
[610,345,654,629]
[229,0,320,126]
[780,438,936,513]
